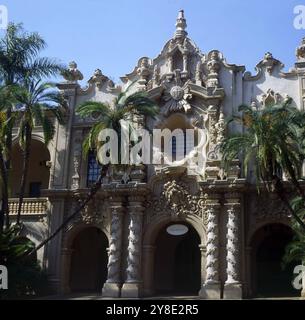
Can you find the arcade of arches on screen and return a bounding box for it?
[63,220,301,298]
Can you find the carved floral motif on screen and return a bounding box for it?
[145,180,209,224]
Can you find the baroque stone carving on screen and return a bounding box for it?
[145,180,209,224]
[260,89,291,107]
[257,52,284,75]
[137,57,151,84]
[296,37,305,61]
[107,208,124,283]
[225,202,241,284]
[61,61,83,83]
[205,206,220,284]
[88,68,109,89]
[161,82,192,116]
[126,210,144,282]
[71,130,82,189]
[206,51,221,88]
[65,198,109,231]
[252,194,290,223]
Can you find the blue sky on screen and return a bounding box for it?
[2,0,305,84]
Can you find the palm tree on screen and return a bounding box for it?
[30,88,158,254]
[283,197,305,266]
[0,84,18,232]
[220,100,305,231]
[0,23,63,227]
[12,79,64,225]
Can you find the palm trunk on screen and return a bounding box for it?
[4,107,13,228]
[0,146,9,233]
[17,124,32,225]
[28,164,109,256]
[272,175,305,232]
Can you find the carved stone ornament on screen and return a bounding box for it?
[257,52,284,75]
[65,198,108,232]
[206,51,221,88]
[161,81,192,116]
[107,208,123,283]
[225,203,241,284]
[296,37,305,61]
[145,180,209,224]
[61,61,84,83]
[260,89,291,107]
[252,194,290,223]
[88,68,109,89]
[205,206,220,284]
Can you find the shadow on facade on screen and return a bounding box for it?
[11,138,51,197]
[250,223,300,298]
[154,223,201,296]
[69,227,108,293]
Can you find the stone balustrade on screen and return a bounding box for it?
[9,198,48,215]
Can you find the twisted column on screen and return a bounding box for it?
[224,194,243,299]
[225,204,240,284]
[200,196,221,299]
[102,197,124,297]
[205,207,220,284]
[122,196,145,298]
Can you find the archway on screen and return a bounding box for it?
[11,139,50,197]
[251,223,299,298]
[153,222,201,296]
[69,227,108,293]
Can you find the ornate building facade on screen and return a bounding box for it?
[12,11,305,299]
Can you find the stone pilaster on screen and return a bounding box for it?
[223,194,242,299]
[200,196,221,299]
[71,130,82,189]
[142,245,156,297]
[60,248,74,294]
[102,197,124,297]
[121,195,145,298]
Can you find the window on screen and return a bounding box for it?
[29,182,42,198]
[172,132,187,160]
[87,150,101,187]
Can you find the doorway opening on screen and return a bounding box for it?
[251,224,300,298]
[69,227,108,293]
[154,223,201,296]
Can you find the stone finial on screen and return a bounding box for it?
[61,61,83,83]
[89,68,108,89]
[296,37,305,61]
[257,52,283,75]
[174,10,188,39]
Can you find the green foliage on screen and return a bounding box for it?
[13,79,65,147]
[0,225,49,299]
[282,197,305,267]
[76,87,158,163]
[0,23,63,85]
[221,100,305,192]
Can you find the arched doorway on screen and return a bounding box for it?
[69,227,108,293]
[154,223,201,295]
[251,224,299,298]
[11,139,50,197]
